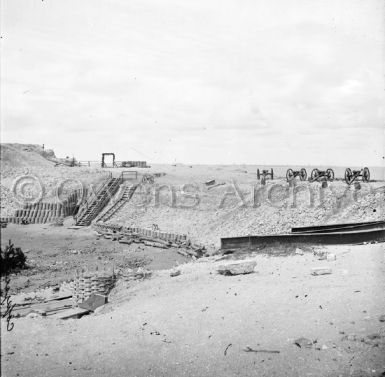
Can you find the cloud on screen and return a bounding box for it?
[1,0,384,165]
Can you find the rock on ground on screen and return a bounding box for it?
[217,260,257,275]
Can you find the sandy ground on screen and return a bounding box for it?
[0,223,190,294]
[2,243,385,377]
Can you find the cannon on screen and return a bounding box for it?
[310,168,334,182]
[257,168,274,181]
[344,167,370,185]
[286,168,307,182]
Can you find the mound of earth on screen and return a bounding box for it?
[0,143,109,216]
[0,143,55,175]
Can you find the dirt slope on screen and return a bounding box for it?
[0,143,55,173]
[2,243,385,377]
[0,143,108,216]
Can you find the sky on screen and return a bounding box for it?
[1,0,384,166]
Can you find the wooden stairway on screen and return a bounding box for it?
[96,184,138,223]
[75,177,122,226]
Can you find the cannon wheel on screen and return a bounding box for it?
[345,168,352,185]
[310,169,319,181]
[271,168,274,180]
[362,167,370,182]
[326,168,334,182]
[286,168,294,182]
[257,169,260,180]
[300,168,307,181]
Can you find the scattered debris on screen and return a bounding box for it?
[205,180,216,186]
[93,223,207,258]
[13,296,74,318]
[170,269,181,277]
[141,174,154,184]
[293,337,314,348]
[341,334,357,341]
[26,312,40,319]
[342,333,384,347]
[311,267,332,276]
[315,251,336,261]
[243,346,280,354]
[224,343,232,355]
[315,251,328,260]
[207,182,226,190]
[217,261,257,276]
[134,267,152,279]
[143,240,168,249]
[350,370,372,377]
[120,266,151,281]
[366,333,381,341]
[363,333,383,346]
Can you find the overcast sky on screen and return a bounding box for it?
[1,0,384,166]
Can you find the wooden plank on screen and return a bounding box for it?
[118,239,132,245]
[45,306,75,316]
[13,295,72,309]
[50,307,90,320]
[36,302,73,315]
[13,298,74,317]
[13,307,35,318]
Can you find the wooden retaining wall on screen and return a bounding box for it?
[93,222,188,243]
[1,189,83,225]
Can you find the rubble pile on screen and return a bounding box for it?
[117,181,385,246]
